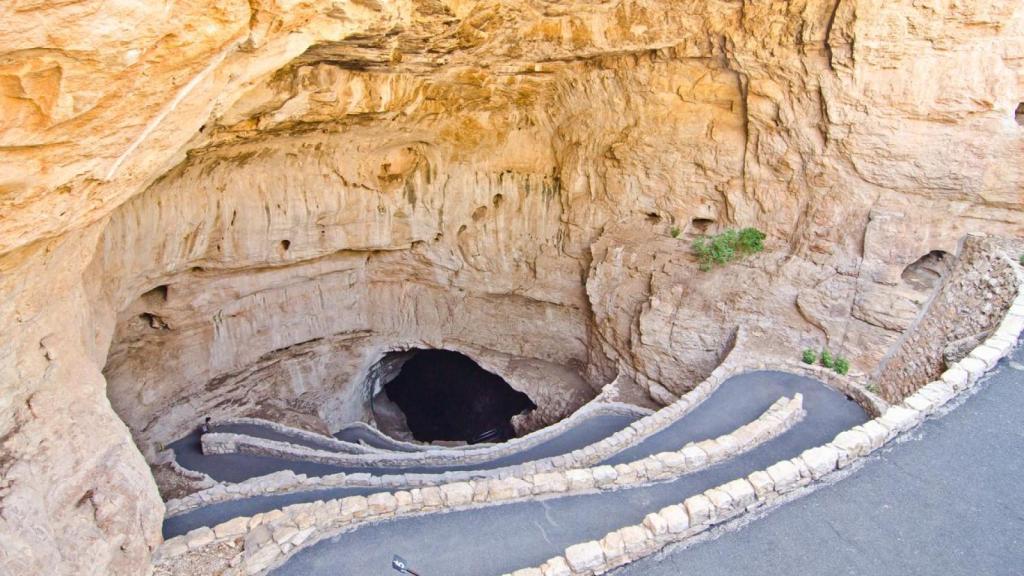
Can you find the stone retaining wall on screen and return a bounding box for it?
[501,278,1024,576]
[874,235,1021,402]
[153,394,805,575]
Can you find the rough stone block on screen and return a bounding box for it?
[511,568,543,576]
[684,494,713,525]
[696,439,726,462]
[747,470,774,499]
[800,446,839,479]
[957,357,988,383]
[566,469,595,491]
[441,482,474,506]
[969,345,1004,370]
[766,460,800,493]
[565,541,605,572]
[185,526,215,550]
[658,504,689,533]
[715,434,740,456]
[722,479,756,509]
[291,527,315,547]
[903,394,935,414]
[940,366,970,391]
[619,525,651,556]
[599,531,625,563]
[643,512,669,537]
[487,479,515,501]
[540,556,571,576]
[680,445,708,469]
[592,465,617,487]
[880,405,922,433]
[340,495,369,518]
[532,472,568,494]
[388,491,412,514]
[367,492,398,515]
[832,429,872,459]
[270,524,298,546]
[704,488,734,519]
[214,516,250,539]
[859,420,890,448]
[422,486,446,509]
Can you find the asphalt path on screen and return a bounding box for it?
[164,412,638,538]
[613,343,1024,576]
[272,371,867,576]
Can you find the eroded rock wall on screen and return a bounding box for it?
[0,1,1022,575]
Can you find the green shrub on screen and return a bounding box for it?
[1019,254,1024,266]
[866,383,880,395]
[670,226,681,238]
[801,349,817,365]
[834,357,850,375]
[692,227,764,271]
[820,349,834,369]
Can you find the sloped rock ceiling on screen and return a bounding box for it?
[0,1,1022,574]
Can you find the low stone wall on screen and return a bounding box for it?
[153,394,805,575]
[874,235,1021,402]
[212,418,389,454]
[201,401,652,469]
[501,285,1024,576]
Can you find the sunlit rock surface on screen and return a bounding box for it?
[0,1,1022,574]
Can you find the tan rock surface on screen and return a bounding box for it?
[0,1,1022,575]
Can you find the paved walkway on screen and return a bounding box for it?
[168,414,640,483]
[163,412,638,538]
[271,372,866,575]
[614,343,1024,576]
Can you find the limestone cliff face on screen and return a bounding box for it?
[1,1,1023,575]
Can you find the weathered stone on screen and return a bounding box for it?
[800,446,840,479]
[766,460,800,493]
[747,470,775,499]
[565,541,604,572]
[367,492,398,515]
[681,445,709,469]
[684,494,713,525]
[441,482,474,506]
[880,406,923,434]
[185,526,216,550]
[643,512,669,537]
[540,556,572,576]
[659,504,690,533]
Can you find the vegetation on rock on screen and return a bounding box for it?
[692,227,765,271]
[802,349,817,364]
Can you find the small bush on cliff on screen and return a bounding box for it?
[802,349,817,364]
[820,349,835,369]
[1019,254,1024,266]
[693,227,765,271]
[670,226,681,238]
[834,357,850,375]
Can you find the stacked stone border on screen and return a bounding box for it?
[153,394,805,575]
[498,260,1024,576]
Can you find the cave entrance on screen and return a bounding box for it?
[375,349,537,444]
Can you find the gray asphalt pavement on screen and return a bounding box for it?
[164,412,638,538]
[613,343,1024,576]
[272,371,867,576]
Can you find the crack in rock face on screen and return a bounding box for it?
[1,1,1023,575]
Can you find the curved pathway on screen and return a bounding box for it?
[613,344,1024,576]
[271,371,867,575]
[169,413,640,483]
[163,412,638,538]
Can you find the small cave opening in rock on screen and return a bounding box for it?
[690,217,715,234]
[1015,102,1024,126]
[901,250,954,292]
[375,349,537,444]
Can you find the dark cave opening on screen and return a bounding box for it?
[381,349,537,444]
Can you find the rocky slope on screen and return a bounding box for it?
[0,1,1022,575]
